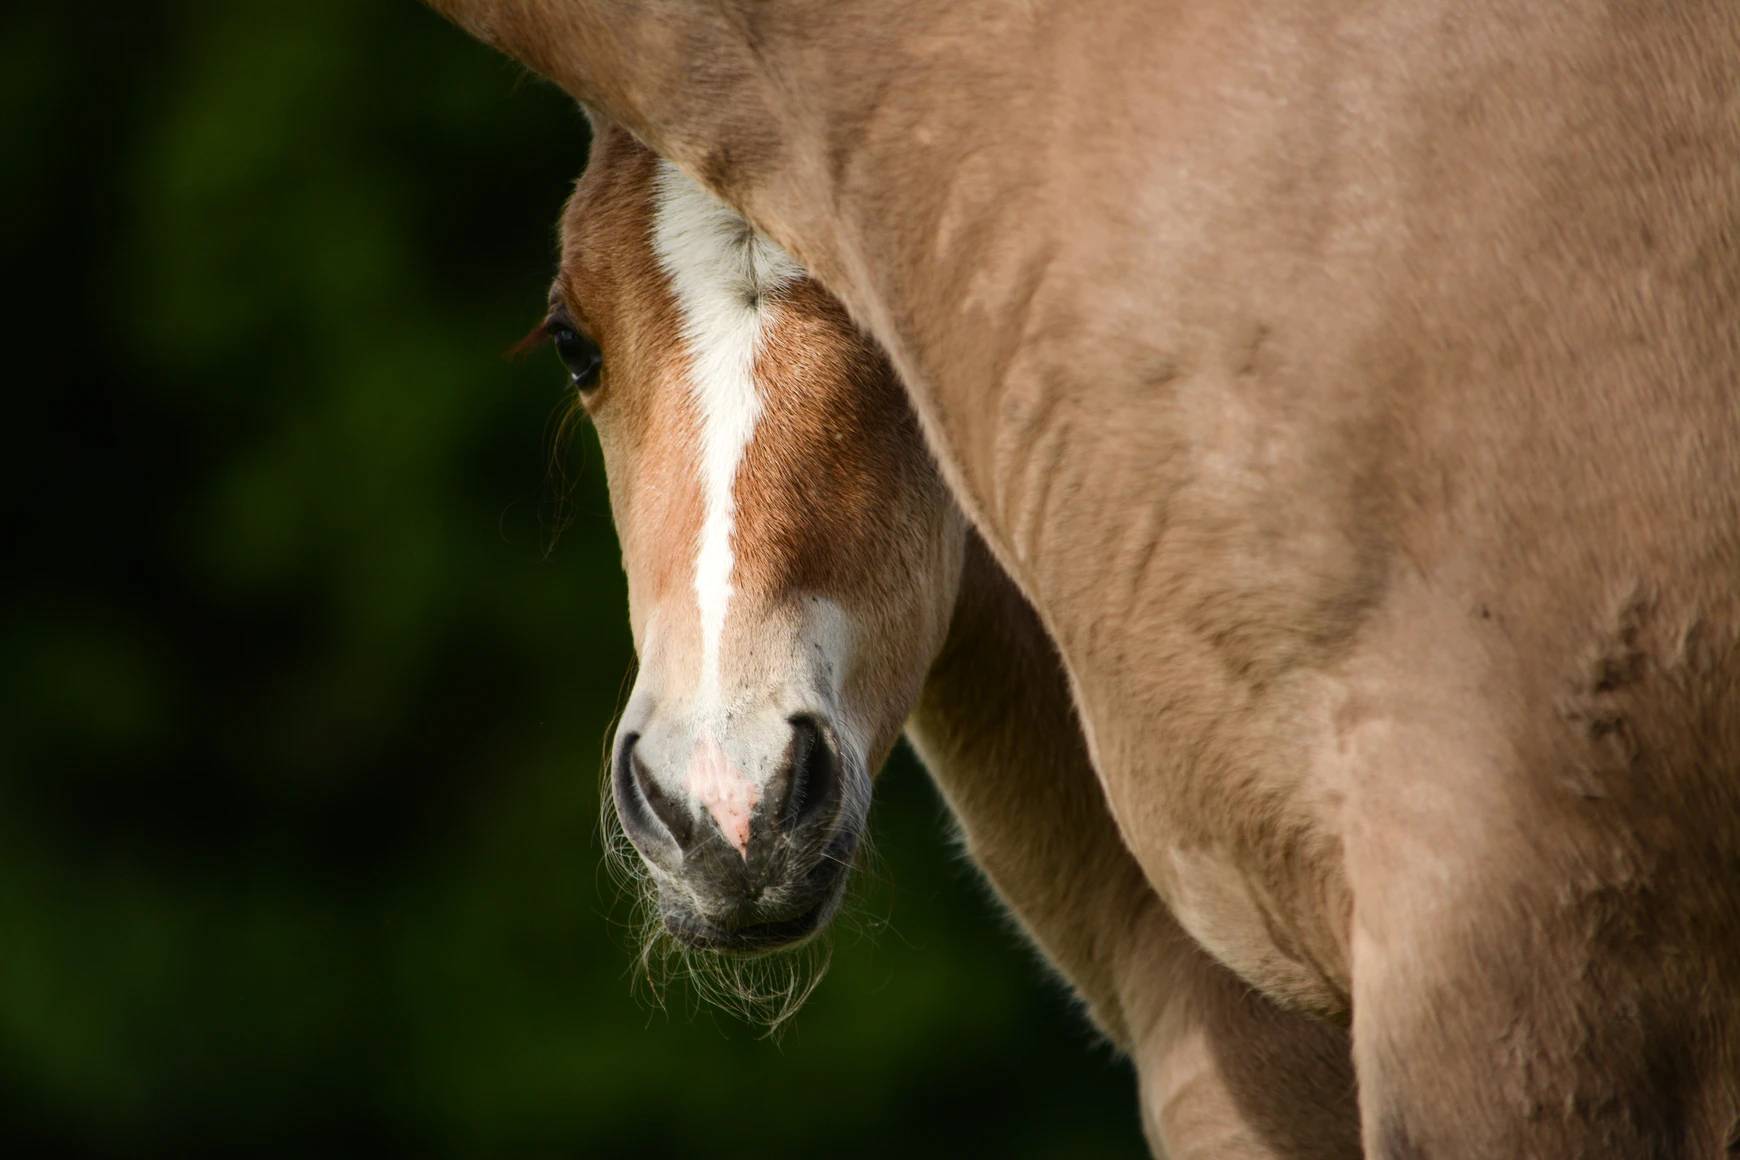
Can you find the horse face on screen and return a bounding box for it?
[554,124,965,952]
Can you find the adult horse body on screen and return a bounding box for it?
[431,1,1740,1153]
[556,123,1360,1156]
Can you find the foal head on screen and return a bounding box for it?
[549,122,966,953]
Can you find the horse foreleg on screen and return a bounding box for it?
[1118,897,1362,1160]
[1344,773,1740,1156]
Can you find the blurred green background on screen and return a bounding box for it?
[0,1,1145,1154]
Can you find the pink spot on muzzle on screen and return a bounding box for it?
[684,733,760,856]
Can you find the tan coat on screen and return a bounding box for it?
[431,3,1740,1152]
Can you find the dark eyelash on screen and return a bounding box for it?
[509,314,563,361]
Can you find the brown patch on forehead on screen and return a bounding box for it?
[557,123,661,339]
[556,123,705,635]
[732,276,950,603]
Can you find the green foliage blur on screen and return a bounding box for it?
[1,1,1146,1154]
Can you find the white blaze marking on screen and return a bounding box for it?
[651,160,802,710]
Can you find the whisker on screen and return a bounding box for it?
[598,737,841,1035]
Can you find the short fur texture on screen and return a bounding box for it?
[568,120,1361,1158]
[430,4,1740,1154]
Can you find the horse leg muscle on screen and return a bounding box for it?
[1124,906,1361,1160]
[914,539,1361,1158]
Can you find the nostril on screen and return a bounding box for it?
[636,755,696,851]
[780,715,840,830]
[612,732,696,853]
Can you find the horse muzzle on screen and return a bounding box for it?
[612,714,862,954]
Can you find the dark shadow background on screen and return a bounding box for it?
[1,1,1148,1154]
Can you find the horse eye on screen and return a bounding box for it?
[552,327,602,390]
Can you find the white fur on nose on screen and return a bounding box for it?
[685,733,760,856]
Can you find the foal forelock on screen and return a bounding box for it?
[650,160,804,714]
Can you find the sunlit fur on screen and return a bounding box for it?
[434,3,1740,1153]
